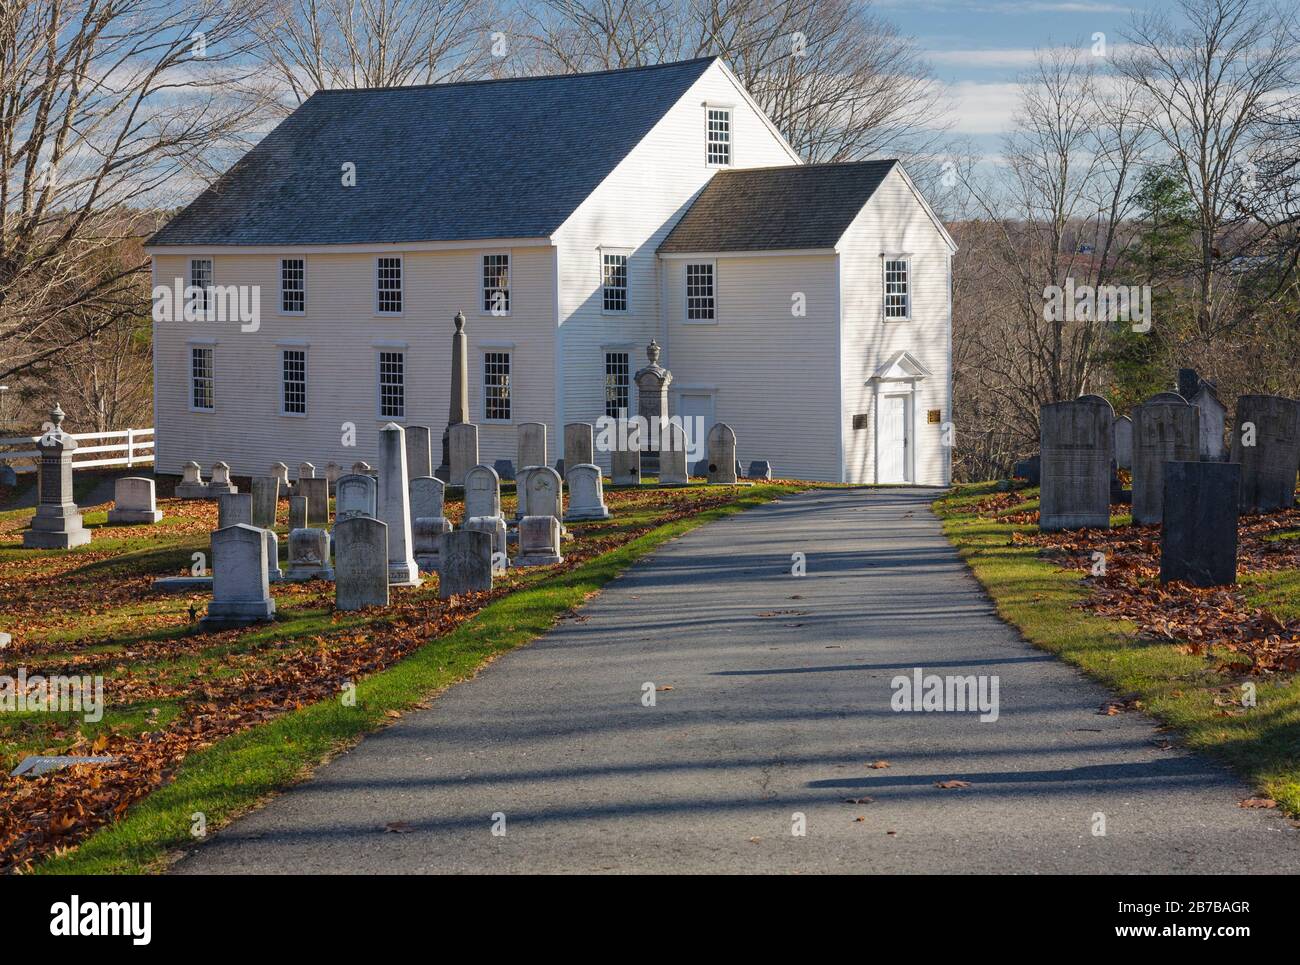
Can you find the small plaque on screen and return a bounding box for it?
[927,409,942,424]
[852,414,869,430]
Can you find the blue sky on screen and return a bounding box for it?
[878,0,1166,147]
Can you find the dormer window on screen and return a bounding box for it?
[706,107,732,166]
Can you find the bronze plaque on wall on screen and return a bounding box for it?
[852,414,869,430]
[927,409,942,424]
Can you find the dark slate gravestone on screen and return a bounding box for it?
[1230,395,1300,513]
[493,459,516,482]
[1039,398,1113,530]
[747,460,772,480]
[1160,461,1240,587]
[1013,454,1040,485]
[1177,368,1201,401]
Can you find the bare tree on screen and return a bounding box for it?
[253,0,508,107]
[1116,0,1296,340]
[524,0,948,162]
[0,0,268,385]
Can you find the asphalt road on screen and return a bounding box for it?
[173,488,1300,874]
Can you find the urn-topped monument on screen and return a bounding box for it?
[634,340,672,472]
[23,403,92,549]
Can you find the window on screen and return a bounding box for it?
[282,349,307,415]
[378,351,404,418]
[706,107,731,165]
[685,262,715,321]
[884,258,910,319]
[190,258,213,314]
[376,257,402,314]
[482,253,510,314]
[605,351,630,418]
[602,252,628,313]
[484,351,511,421]
[191,346,214,410]
[281,258,305,313]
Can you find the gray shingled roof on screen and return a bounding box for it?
[148,58,717,247]
[657,160,897,253]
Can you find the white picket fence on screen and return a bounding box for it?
[0,427,155,473]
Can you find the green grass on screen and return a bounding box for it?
[935,482,1300,815]
[34,483,798,874]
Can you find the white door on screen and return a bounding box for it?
[676,392,714,467]
[879,394,909,483]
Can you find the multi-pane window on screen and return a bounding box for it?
[685,262,715,320]
[483,254,510,314]
[191,346,214,410]
[190,258,213,313]
[602,253,628,312]
[377,257,402,314]
[378,351,404,418]
[281,258,305,313]
[706,107,731,165]
[282,349,306,415]
[605,352,630,418]
[884,258,910,319]
[484,352,511,421]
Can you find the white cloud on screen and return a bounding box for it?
[940,81,1023,136]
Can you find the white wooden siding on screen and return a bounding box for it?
[837,167,954,486]
[553,60,799,470]
[151,246,555,478]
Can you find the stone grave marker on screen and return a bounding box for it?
[493,458,516,481]
[22,410,92,549]
[1132,398,1199,525]
[707,423,738,485]
[464,464,502,520]
[335,473,377,523]
[264,529,283,582]
[250,476,280,528]
[377,423,420,586]
[463,515,507,559]
[747,460,772,480]
[299,477,330,529]
[564,423,594,477]
[1230,395,1300,513]
[436,529,493,598]
[1161,461,1240,587]
[176,461,209,499]
[1113,416,1133,471]
[564,464,610,521]
[612,446,641,486]
[659,422,689,485]
[107,477,162,525]
[286,528,333,581]
[334,516,389,610]
[1191,384,1227,461]
[1039,398,1113,531]
[217,492,253,529]
[288,495,308,531]
[514,516,563,566]
[271,462,290,490]
[449,423,479,487]
[200,524,275,628]
[518,422,547,473]
[406,425,433,482]
[209,461,237,495]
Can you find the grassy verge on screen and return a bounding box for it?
[935,483,1300,815]
[34,483,797,874]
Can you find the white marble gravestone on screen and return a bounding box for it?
[464,464,502,520]
[410,476,447,521]
[449,423,479,487]
[659,421,689,485]
[217,492,253,529]
[518,422,547,473]
[209,461,237,495]
[410,475,452,572]
[334,516,389,610]
[176,460,209,499]
[200,524,275,628]
[286,528,333,581]
[706,423,738,485]
[514,516,563,566]
[436,529,493,599]
[23,409,91,548]
[406,425,433,482]
[463,515,508,559]
[264,529,283,582]
[1191,384,1227,462]
[107,477,162,524]
[564,464,610,521]
[270,462,291,490]
[335,473,378,523]
[1112,416,1133,471]
[524,465,564,521]
[377,423,420,586]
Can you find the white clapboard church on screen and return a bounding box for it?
[146,57,955,484]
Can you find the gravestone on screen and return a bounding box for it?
[299,477,330,529]
[523,466,564,524]
[437,529,493,598]
[1132,399,1199,525]
[747,460,773,480]
[659,422,689,485]
[464,464,502,520]
[564,464,611,521]
[612,446,640,486]
[324,462,342,493]
[23,406,92,549]
[271,462,290,490]
[1038,398,1112,531]
[635,341,672,472]
[514,465,540,519]
[707,423,738,485]
[1148,391,1187,405]
[377,422,420,586]
[1112,416,1133,470]
[464,515,508,559]
[1177,368,1200,401]
[107,477,162,524]
[410,475,451,573]
[518,422,547,473]
[250,476,280,529]
[0,465,15,488]
[217,492,253,529]
[437,311,471,482]
[493,459,516,481]
[1161,461,1240,587]
[564,423,594,477]
[409,476,447,521]
[298,462,316,483]
[286,528,333,581]
[288,495,308,531]
[1012,455,1040,485]
[335,473,377,523]
[1191,384,1227,461]
[264,529,283,582]
[406,425,433,482]
[554,458,564,477]
[334,516,389,610]
[449,423,479,487]
[200,524,275,628]
[514,516,563,566]
[351,461,374,476]
[176,461,209,499]
[1230,395,1300,512]
[209,461,237,495]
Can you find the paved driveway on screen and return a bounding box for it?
[174,488,1300,874]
